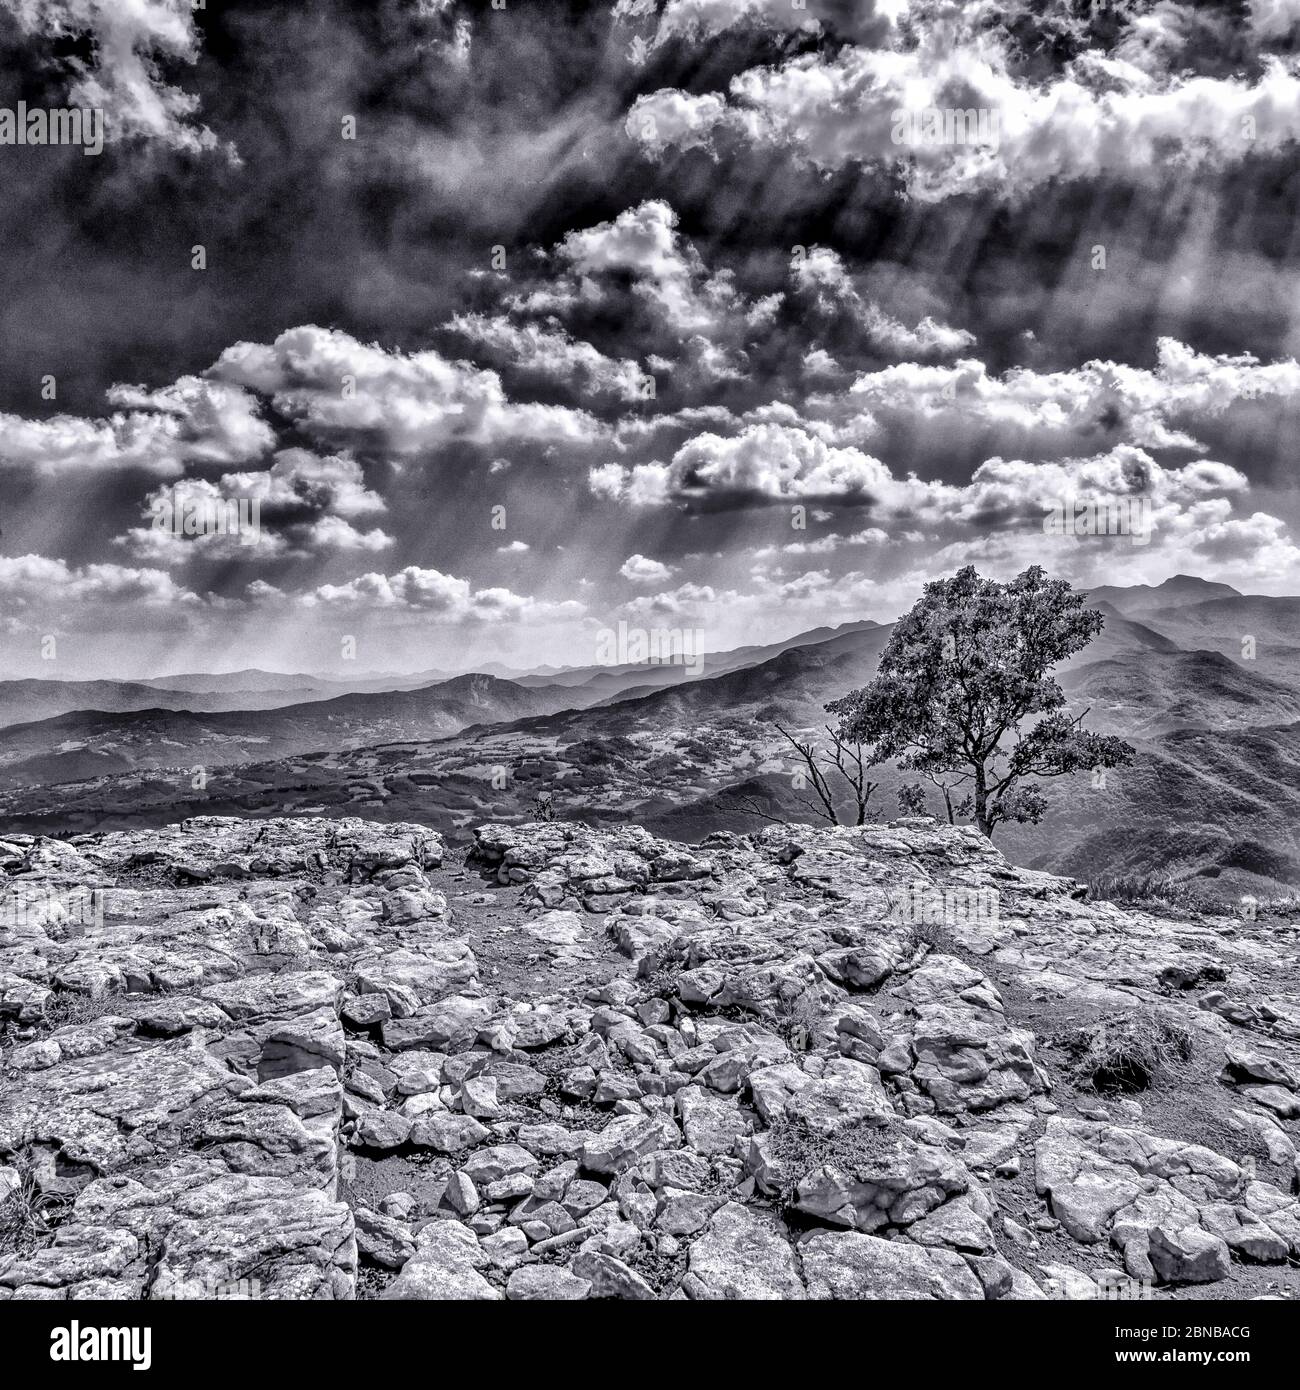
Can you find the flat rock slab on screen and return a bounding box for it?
[800,1230,984,1300]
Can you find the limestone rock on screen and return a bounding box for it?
[6,812,1298,1303]
[800,1230,984,1300]
[382,1221,500,1300]
[686,1203,805,1300]
[506,1264,591,1300]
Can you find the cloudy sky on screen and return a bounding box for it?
[4,0,1300,678]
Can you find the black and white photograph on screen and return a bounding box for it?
[2,0,1300,1353]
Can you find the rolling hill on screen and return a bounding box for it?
[1061,648,1300,736]
[0,674,586,789]
[0,676,365,729]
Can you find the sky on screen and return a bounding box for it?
[3,0,1300,677]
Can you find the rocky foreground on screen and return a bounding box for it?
[1,814,1299,1301]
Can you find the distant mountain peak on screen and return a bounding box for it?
[1152,575,1243,597]
[1088,576,1243,612]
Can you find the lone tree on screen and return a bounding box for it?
[827,565,1134,838]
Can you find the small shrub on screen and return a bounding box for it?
[1,989,117,1044]
[38,990,117,1033]
[0,1167,69,1257]
[1055,1009,1195,1093]
[773,991,827,1052]
[907,918,952,954]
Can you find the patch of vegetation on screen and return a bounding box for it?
[1055,1009,1195,1093]
[772,991,827,1052]
[564,737,639,768]
[1253,898,1300,924]
[762,1117,900,1206]
[1,988,119,1045]
[42,990,122,1032]
[354,1263,393,1300]
[905,918,954,954]
[677,738,715,761]
[0,1165,70,1257]
[641,753,684,780]
[630,968,679,1006]
[627,1236,688,1293]
[1088,872,1211,912]
[113,862,180,889]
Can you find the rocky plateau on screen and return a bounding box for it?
[1,813,1299,1301]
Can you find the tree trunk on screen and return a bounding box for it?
[973,763,994,838]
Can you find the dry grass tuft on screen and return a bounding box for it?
[762,1117,900,1206]
[0,1167,69,1257]
[1055,1008,1195,1093]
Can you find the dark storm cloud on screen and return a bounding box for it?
[0,1,624,413]
[5,0,1300,676]
[3,0,1298,415]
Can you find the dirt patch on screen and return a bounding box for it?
[434,864,628,1002]
[344,1150,453,1218]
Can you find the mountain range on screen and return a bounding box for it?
[7,577,1300,903]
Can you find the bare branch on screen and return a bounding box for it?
[772,719,882,826]
[734,794,792,828]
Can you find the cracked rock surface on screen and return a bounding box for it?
[2,814,1299,1300]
